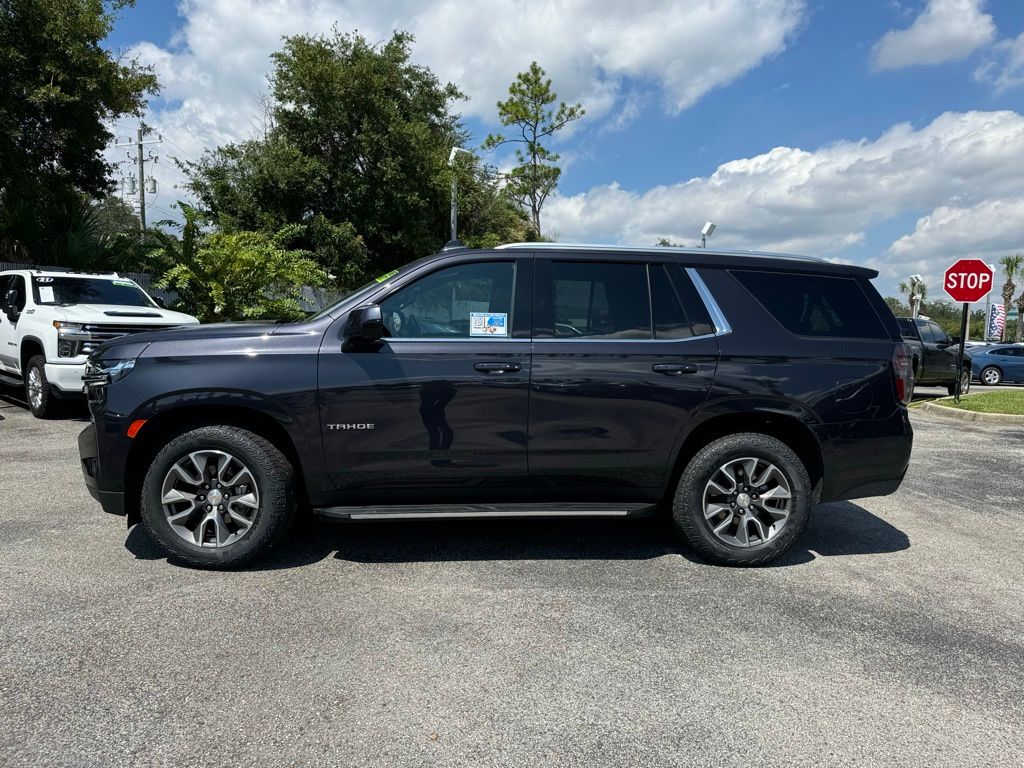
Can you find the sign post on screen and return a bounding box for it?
[943,259,995,403]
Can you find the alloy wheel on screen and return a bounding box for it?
[702,457,792,547]
[160,450,260,547]
[27,367,43,411]
[982,368,1001,385]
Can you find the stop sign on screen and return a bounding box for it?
[943,259,994,303]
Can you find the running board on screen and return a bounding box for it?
[315,502,656,521]
[0,370,22,386]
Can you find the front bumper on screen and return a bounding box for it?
[78,421,126,515]
[45,361,87,394]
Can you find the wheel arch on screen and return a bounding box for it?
[19,335,45,372]
[666,407,825,504]
[123,403,309,524]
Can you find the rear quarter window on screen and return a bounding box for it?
[731,270,888,340]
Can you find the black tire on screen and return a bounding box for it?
[25,355,57,418]
[140,426,296,569]
[980,366,1002,386]
[671,433,812,566]
[947,368,971,396]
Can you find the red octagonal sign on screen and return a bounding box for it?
[943,259,994,303]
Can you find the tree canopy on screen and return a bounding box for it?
[0,0,158,262]
[183,30,526,285]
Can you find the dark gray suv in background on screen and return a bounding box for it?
[79,243,914,568]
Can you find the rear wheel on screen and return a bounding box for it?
[980,366,1002,386]
[672,433,812,566]
[140,426,296,568]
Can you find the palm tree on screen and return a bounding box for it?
[898,276,927,317]
[998,254,1021,342]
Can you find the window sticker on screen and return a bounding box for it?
[38,286,55,303]
[35,276,54,283]
[112,280,135,287]
[470,312,508,337]
[374,270,399,283]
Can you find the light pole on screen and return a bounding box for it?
[445,147,474,249]
[700,221,716,248]
[908,274,924,318]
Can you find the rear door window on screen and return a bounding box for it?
[732,271,888,339]
[650,264,715,339]
[547,261,650,339]
[916,321,937,343]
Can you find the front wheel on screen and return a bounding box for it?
[672,433,812,566]
[25,355,57,418]
[140,426,297,568]
[947,368,971,396]
[980,366,1002,386]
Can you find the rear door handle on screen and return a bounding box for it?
[652,363,699,376]
[474,361,521,374]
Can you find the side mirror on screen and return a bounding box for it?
[951,335,962,344]
[153,296,167,309]
[343,304,385,347]
[4,289,18,320]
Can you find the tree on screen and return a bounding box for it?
[483,62,584,239]
[898,276,927,318]
[657,237,686,247]
[998,253,1023,342]
[0,0,158,262]
[155,224,328,322]
[183,30,524,279]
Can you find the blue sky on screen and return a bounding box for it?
[103,1,1024,298]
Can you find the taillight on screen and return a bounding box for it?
[892,342,913,405]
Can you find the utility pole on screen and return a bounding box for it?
[116,123,161,236]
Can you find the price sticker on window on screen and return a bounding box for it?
[470,312,508,337]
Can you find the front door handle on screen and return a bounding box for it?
[474,361,522,374]
[652,363,699,376]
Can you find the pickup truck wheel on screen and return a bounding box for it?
[672,433,812,566]
[140,426,296,569]
[25,355,57,418]
[947,369,971,396]
[980,366,1002,386]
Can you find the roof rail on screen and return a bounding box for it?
[493,241,825,262]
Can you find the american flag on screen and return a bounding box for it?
[988,304,1006,340]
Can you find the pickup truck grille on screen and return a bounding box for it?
[80,323,179,343]
[58,323,182,358]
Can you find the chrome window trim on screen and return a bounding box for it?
[686,267,732,337]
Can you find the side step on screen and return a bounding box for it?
[0,370,23,387]
[315,502,657,521]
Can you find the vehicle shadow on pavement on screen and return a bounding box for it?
[0,383,90,421]
[124,501,910,570]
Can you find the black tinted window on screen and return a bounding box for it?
[379,261,514,339]
[650,265,691,339]
[9,275,26,310]
[732,271,888,339]
[916,321,936,343]
[896,318,915,338]
[549,261,650,339]
[992,347,1021,356]
[929,323,949,344]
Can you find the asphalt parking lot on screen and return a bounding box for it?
[1,387,1023,767]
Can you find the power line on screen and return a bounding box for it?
[115,123,162,235]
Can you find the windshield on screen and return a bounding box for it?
[304,264,416,322]
[32,276,155,308]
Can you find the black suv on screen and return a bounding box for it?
[78,244,914,568]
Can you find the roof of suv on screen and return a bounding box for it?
[490,242,877,278]
[1,269,126,279]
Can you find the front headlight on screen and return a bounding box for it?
[83,358,136,387]
[54,321,90,357]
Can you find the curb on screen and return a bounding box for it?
[915,401,1024,425]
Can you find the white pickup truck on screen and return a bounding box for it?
[0,269,198,417]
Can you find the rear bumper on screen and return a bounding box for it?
[814,407,913,503]
[78,421,126,516]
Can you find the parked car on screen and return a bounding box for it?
[895,317,971,396]
[78,243,914,568]
[0,269,198,417]
[970,345,1024,385]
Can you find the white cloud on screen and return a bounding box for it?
[116,1,805,152]
[545,111,1024,286]
[975,31,1024,92]
[871,0,996,71]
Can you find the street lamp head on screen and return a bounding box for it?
[449,146,473,166]
[701,221,717,237]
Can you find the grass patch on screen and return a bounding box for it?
[936,390,1024,415]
